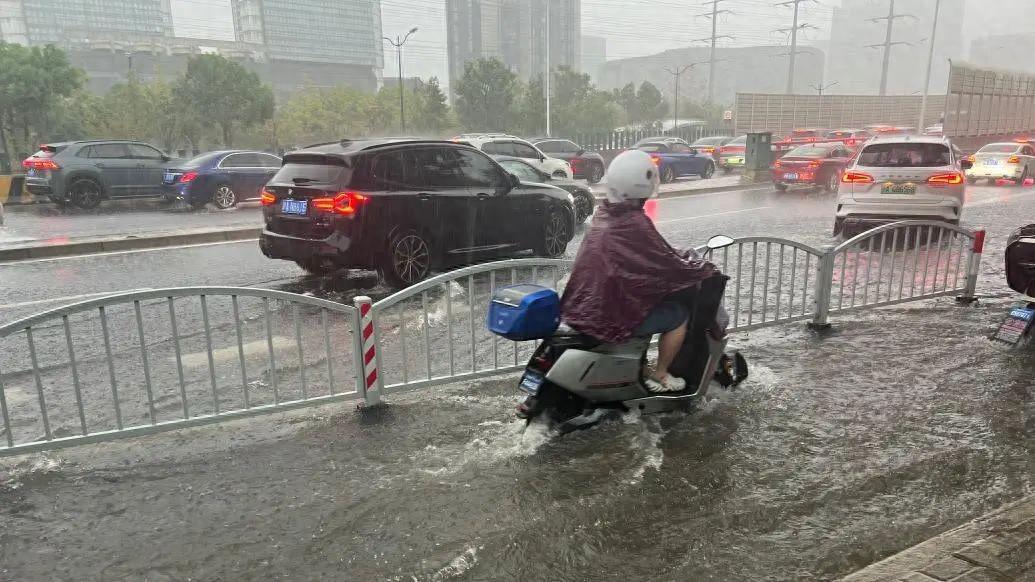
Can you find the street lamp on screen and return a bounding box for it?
[382,27,419,132]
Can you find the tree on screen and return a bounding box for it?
[0,42,82,170]
[410,77,452,134]
[174,54,273,147]
[453,58,519,131]
[612,82,640,126]
[274,86,380,146]
[636,81,667,129]
[514,75,546,136]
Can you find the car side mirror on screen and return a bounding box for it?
[960,158,974,170]
[508,172,520,188]
[707,235,735,250]
[161,154,171,162]
[576,149,585,156]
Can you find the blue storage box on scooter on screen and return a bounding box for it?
[487,284,560,341]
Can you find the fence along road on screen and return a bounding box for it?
[0,222,983,456]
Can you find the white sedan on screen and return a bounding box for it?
[966,142,1035,185]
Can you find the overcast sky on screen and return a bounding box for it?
[171,0,1034,85]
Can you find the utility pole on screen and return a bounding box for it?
[697,0,732,103]
[867,0,915,95]
[545,4,551,136]
[664,65,694,133]
[918,0,942,130]
[810,81,838,95]
[382,27,419,132]
[775,0,815,95]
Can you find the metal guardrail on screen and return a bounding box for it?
[0,222,984,454]
[0,287,364,455]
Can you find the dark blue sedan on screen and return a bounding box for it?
[636,142,715,183]
[162,150,282,209]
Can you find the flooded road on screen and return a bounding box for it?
[0,183,1033,580]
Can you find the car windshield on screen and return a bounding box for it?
[857,143,952,167]
[637,144,667,152]
[827,131,855,138]
[785,145,834,158]
[727,136,747,145]
[272,156,350,185]
[181,152,226,168]
[978,144,1021,154]
[693,137,727,145]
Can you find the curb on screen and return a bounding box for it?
[0,227,261,262]
[838,495,1035,581]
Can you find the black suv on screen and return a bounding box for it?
[259,139,576,286]
[22,140,179,208]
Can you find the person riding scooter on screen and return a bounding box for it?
[560,150,724,393]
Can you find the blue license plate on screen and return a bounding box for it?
[986,159,999,166]
[162,172,176,184]
[26,168,37,177]
[281,199,308,215]
[784,172,799,180]
[519,370,544,395]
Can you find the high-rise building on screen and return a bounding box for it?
[447,0,580,91]
[0,0,173,45]
[581,35,606,82]
[825,0,964,95]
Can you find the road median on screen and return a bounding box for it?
[0,226,260,262]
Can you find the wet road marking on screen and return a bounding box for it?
[179,337,294,368]
[0,288,155,311]
[655,206,773,225]
[0,239,258,266]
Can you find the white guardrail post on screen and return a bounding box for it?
[353,296,382,406]
[957,228,985,304]
[808,244,837,330]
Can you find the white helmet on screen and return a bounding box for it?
[602,149,659,204]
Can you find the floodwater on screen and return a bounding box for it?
[0,292,1030,581]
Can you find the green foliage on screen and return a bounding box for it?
[548,67,619,137]
[514,75,546,136]
[453,58,519,131]
[273,86,382,147]
[409,77,453,134]
[636,81,668,128]
[173,54,274,147]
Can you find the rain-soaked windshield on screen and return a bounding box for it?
[2,1,1034,581]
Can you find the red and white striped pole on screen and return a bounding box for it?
[958,228,985,304]
[353,296,381,406]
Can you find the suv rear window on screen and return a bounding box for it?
[273,155,351,185]
[978,144,1020,154]
[857,143,951,167]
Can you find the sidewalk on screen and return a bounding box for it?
[840,495,1035,582]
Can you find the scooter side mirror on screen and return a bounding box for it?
[707,235,735,250]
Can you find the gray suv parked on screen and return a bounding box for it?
[23,140,179,208]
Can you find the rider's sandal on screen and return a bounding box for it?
[646,374,686,393]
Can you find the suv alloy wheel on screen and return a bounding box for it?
[69,178,103,209]
[383,229,433,287]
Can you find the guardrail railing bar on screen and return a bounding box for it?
[802,251,812,318]
[321,308,334,395]
[0,389,363,457]
[421,290,431,380]
[25,326,51,441]
[0,367,12,447]
[232,296,251,407]
[910,226,922,298]
[953,233,967,291]
[889,229,901,302]
[761,242,771,323]
[468,275,476,374]
[932,228,945,295]
[788,247,797,317]
[62,315,87,435]
[99,306,124,430]
[775,245,785,322]
[921,226,935,295]
[445,282,455,376]
[747,242,758,326]
[941,231,955,292]
[200,295,220,414]
[862,240,873,306]
[733,244,743,328]
[490,271,499,370]
[875,231,888,302]
[293,303,307,400]
[398,305,409,385]
[167,297,190,419]
[851,246,861,308]
[837,250,847,310]
[263,297,279,405]
[133,300,157,425]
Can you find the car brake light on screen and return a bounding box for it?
[774,160,782,168]
[650,155,661,166]
[927,172,963,186]
[260,190,276,206]
[841,171,874,184]
[1007,155,1020,164]
[807,161,821,169]
[312,191,368,216]
[966,155,976,162]
[22,158,60,170]
[179,171,198,183]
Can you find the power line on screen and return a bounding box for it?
[867,0,917,95]
[774,0,816,94]
[696,0,733,103]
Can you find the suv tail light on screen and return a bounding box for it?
[260,189,276,206]
[927,172,963,186]
[841,171,875,184]
[807,161,821,169]
[179,171,198,183]
[1007,155,1021,164]
[22,158,60,170]
[312,191,368,216]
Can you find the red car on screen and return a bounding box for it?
[771,142,854,192]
